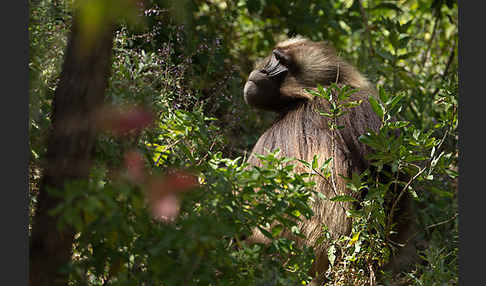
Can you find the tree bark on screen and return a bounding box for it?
[29,15,115,286]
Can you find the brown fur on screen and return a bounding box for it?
[244,37,416,284]
[246,91,381,281]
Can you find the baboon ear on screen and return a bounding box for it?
[320,40,333,49]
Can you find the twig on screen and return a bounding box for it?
[312,167,348,215]
[436,129,450,154]
[405,213,458,244]
[426,213,458,230]
[330,71,340,196]
[386,167,426,240]
[196,140,217,166]
[386,125,451,240]
[329,85,346,215]
[335,58,341,84]
[357,0,375,56]
[421,14,441,73]
[433,38,457,96]
[368,262,376,286]
[385,170,401,239]
[442,42,456,78]
[311,167,333,189]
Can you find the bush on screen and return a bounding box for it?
[29,0,458,285]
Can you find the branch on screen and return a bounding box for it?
[386,127,451,241]
[405,213,458,245]
[433,37,457,96]
[421,14,441,73]
[29,15,116,286]
[425,213,458,230]
[357,0,375,56]
[311,167,348,215]
[386,166,426,240]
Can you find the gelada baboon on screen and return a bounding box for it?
[244,36,415,284]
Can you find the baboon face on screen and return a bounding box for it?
[243,37,371,112]
[243,49,292,111]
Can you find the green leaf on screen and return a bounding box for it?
[321,157,333,169]
[246,0,261,13]
[348,231,361,246]
[378,86,389,103]
[397,70,416,86]
[376,48,395,61]
[398,36,411,48]
[371,2,403,13]
[291,225,301,235]
[318,110,333,118]
[291,209,302,218]
[389,30,399,48]
[351,172,362,191]
[258,226,273,239]
[408,187,419,199]
[312,155,319,170]
[317,192,328,200]
[358,133,379,149]
[387,94,405,112]
[388,121,409,129]
[297,159,311,168]
[445,168,458,179]
[306,88,321,98]
[271,224,284,237]
[368,97,384,120]
[397,51,416,60]
[328,245,336,266]
[342,100,363,109]
[428,186,454,198]
[317,84,331,101]
[399,19,413,33]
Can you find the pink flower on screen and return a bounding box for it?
[123,149,146,183]
[145,171,198,222]
[150,194,180,222]
[97,105,154,135]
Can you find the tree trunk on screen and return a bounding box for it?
[29,15,115,286]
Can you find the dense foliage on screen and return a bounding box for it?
[29,0,458,285]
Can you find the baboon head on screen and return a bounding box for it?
[243,36,373,112]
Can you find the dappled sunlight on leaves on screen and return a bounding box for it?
[76,0,146,53]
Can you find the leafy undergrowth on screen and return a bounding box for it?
[29,0,458,285]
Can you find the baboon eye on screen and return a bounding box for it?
[260,49,289,77]
[273,49,290,66]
